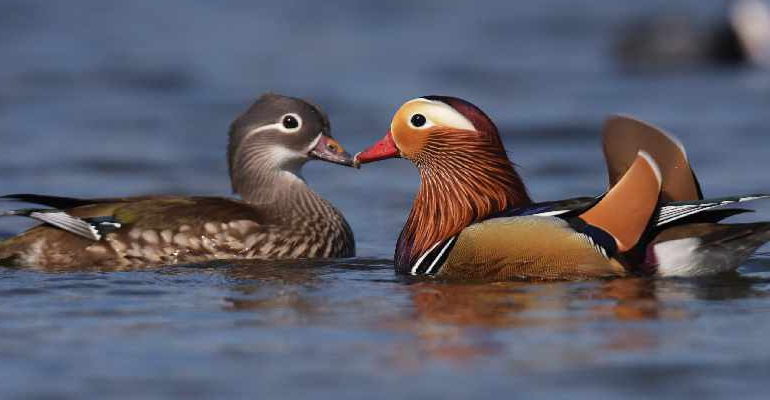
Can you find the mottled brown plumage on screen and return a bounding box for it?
[0,94,356,269]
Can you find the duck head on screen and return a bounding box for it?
[228,93,354,202]
[355,96,532,271]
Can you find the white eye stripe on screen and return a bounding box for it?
[403,98,475,131]
[246,123,282,137]
[245,113,304,137]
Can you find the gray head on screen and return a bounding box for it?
[227,93,354,202]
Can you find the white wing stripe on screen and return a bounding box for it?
[656,195,770,226]
[533,210,571,217]
[30,211,101,240]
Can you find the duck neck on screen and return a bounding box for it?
[395,133,532,273]
[235,167,354,256]
[230,152,336,219]
[236,170,303,208]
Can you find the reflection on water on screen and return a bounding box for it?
[206,262,770,369]
[1,257,770,398]
[386,278,675,366]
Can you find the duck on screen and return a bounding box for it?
[0,93,356,269]
[354,95,770,281]
[614,0,770,70]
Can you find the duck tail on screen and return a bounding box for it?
[0,193,93,208]
[646,222,770,277]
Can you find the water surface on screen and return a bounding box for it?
[1,0,770,398]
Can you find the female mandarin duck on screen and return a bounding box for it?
[0,93,355,269]
[355,96,770,280]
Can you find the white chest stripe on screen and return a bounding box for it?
[410,236,457,276]
[410,240,442,275]
[424,237,456,275]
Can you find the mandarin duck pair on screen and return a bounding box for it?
[2,94,769,281]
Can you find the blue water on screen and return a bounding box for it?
[2,0,770,398]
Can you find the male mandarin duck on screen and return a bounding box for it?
[0,93,356,269]
[355,96,770,280]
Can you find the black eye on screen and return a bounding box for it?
[282,115,299,130]
[410,114,427,128]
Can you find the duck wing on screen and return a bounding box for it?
[602,114,703,201]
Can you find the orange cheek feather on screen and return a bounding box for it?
[356,103,436,164]
[390,112,431,160]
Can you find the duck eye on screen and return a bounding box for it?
[410,114,427,128]
[281,114,301,131]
